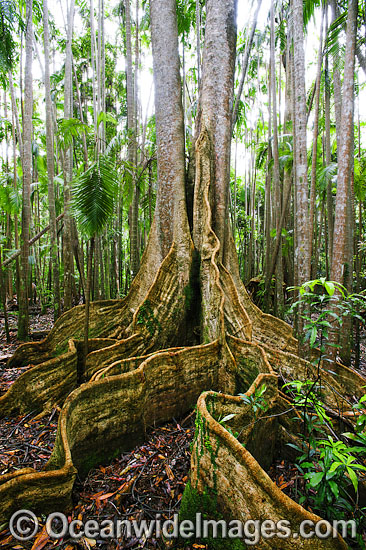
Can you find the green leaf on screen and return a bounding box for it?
[328,461,343,474]
[347,467,358,492]
[308,471,324,487]
[324,281,335,296]
[329,480,339,499]
[220,414,236,423]
[310,326,317,347]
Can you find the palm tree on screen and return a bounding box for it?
[72,155,118,376]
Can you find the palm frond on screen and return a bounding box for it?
[56,118,90,150]
[72,155,119,239]
[0,0,19,71]
[256,141,269,170]
[317,162,337,190]
[325,9,347,65]
[303,0,321,29]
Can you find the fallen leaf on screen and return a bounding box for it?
[31,526,50,550]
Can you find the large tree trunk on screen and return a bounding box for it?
[0,3,364,547]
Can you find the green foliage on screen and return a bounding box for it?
[325,9,347,65]
[288,278,366,351]
[176,0,197,37]
[239,383,268,422]
[284,280,366,544]
[57,118,89,150]
[0,173,20,215]
[284,380,366,541]
[0,0,23,72]
[71,155,118,239]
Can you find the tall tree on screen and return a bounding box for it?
[269,0,283,315]
[308,11,324,277]
[62,0,75,311]
[125,0,139,279]
[18,0,33,340]
[292,0,310,348]
[43,0,61,320]
[329,0,358,361]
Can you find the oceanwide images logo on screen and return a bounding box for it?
[9,510,356,545]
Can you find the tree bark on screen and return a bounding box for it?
[150,0,187,255]
[324,8,334,266]
[43,0,61,321]
[194,0,237,263]
[308,11,324,277]
[329,0,358,360]
[18,0,33,340]
[126,0,139,278]
[63,0,76,311]
[292,0,310,348]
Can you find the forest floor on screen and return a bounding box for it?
[0,308,366,549]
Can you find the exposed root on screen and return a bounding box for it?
[0,127,364,550]
[186,380,347,549]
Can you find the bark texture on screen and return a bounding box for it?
[18,0,33,340]
[0,2,364,547]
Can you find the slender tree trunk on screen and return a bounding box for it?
[0,252,10,343]
[308,11,324,277]
[83,237,95,374]
[232,0,263,129]
[331,0,342,145]
[97,0,106,153]
[324,9,334,265]
[269,0,283,315]
[126,0,139,278]
[18,0,33,340]
[292,0,310,348]
[90,0,98,133]
[43,0,61,320]
[196,0,201,91]
[328,0,358,361]
[8,71,23,157]
[63,0,75,311]
[10,92,20,297]
[265,40,293,302]
[73,62,89,168]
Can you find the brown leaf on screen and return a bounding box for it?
[165,465,174,481]
[31,526,49,550]
[97,491,116,501]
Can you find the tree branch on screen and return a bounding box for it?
[2,213,64,269]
